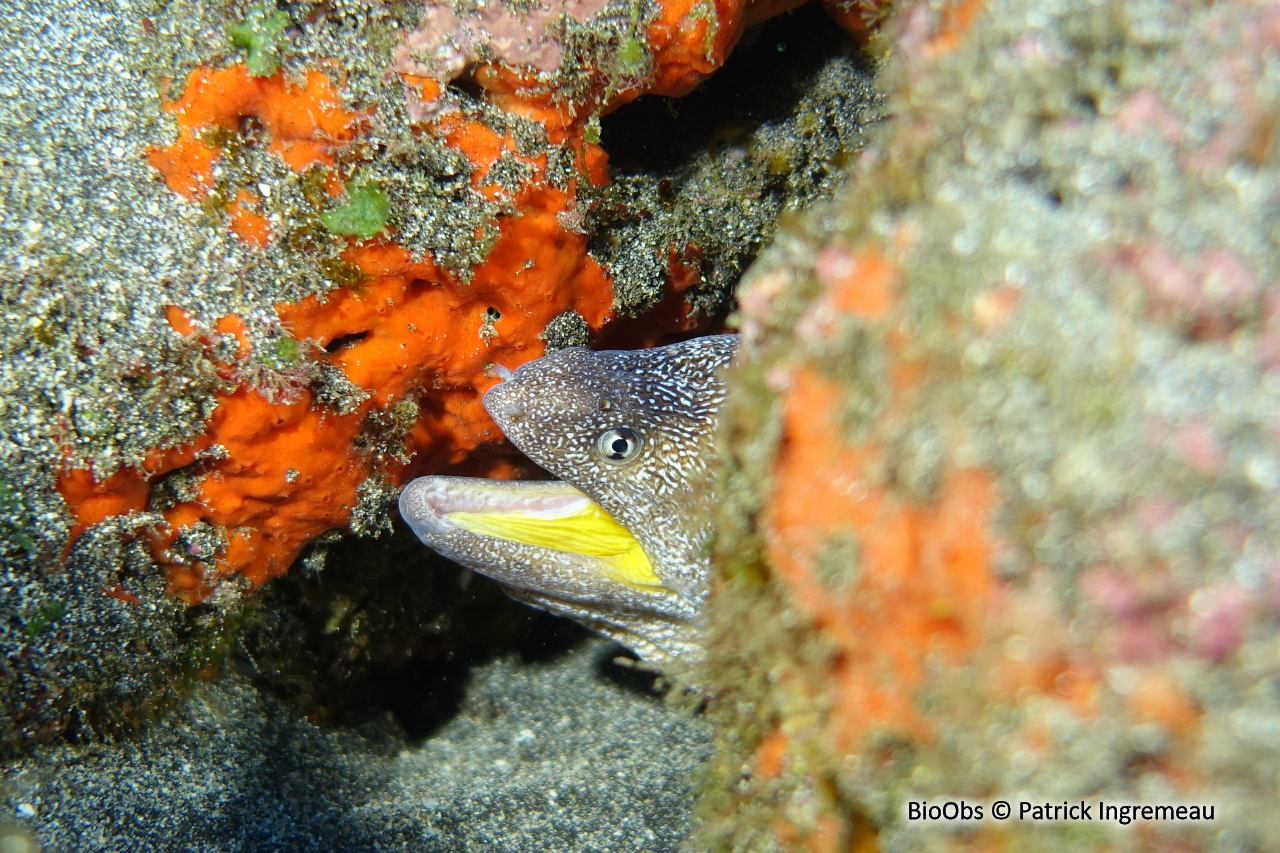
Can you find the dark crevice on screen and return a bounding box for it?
[446,75,485,101]
[323,330,369,353]
[236,521,590,743]
[588,4,882,323]
[601,4,871,172]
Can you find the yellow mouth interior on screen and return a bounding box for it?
[446,500,665,592]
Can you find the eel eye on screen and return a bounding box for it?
[595,426,641,464]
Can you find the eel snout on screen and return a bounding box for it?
[398,475,668,595]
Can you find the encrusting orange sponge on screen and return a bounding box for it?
[147,65,361,199]
[761,249,995,749]
[60,52,621,598]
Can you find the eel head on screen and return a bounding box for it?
[399,334,738,664]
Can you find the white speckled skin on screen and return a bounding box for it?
[399,335,738,664]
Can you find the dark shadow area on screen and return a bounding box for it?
[323,330,369,353]
[591,275,732,350]
[592,643,667,698]
[236,520,591,743]
[600,4,871,172]
[586,3,881,327]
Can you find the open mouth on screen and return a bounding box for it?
[400,476,666,592]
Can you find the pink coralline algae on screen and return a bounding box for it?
[1189,584,1252,662]
[393,0,612,82]
[1118,243,1263,340]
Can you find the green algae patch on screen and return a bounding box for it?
[0,478,37,556]
[24,601,66,638]
[321,181,391,240]
[268,334,300,368]
[226,8,291,77]
[615,37,648,77]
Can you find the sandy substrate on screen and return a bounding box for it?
[2,639,709,851]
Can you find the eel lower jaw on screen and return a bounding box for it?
[399,475,668,593]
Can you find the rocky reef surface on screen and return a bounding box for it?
[0,0,878,847]
[9,0,1276,849]
[0,0,878,751]
[697,0,1280,851]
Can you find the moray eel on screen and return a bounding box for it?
[399,334,738,664]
